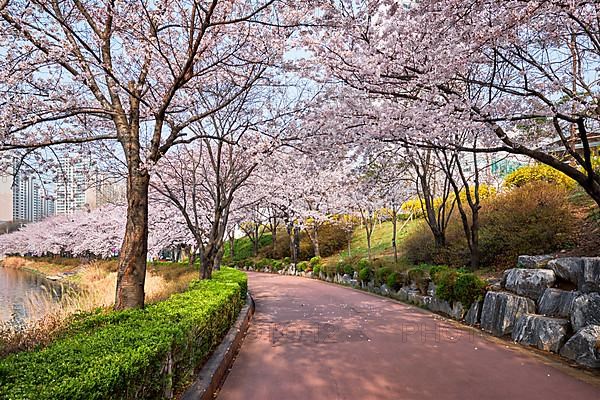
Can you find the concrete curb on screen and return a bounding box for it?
[181,293,255,400]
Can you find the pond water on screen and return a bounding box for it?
[0,267,65,324]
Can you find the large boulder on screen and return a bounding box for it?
[427,282,436,296]
[581,258,600,293]
[517,255,553,269]
[407,292,430,308]
[511,314,570,353]
[480,292,536,336]
[548,257,600,293]
[465,301,483,325]
[548,257,584,286]
[560,325,600,368]
[341,274,352,285]
[429,296,453,316]
[503,268,556,301]
[380,284,390,295]
[397,287,410,302]
[571,293,600,331]
[449,302,466,320]
[538,288,579,318]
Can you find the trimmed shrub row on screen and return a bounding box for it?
[0,268,247,400]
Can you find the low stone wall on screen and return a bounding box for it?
[240,255,600,369]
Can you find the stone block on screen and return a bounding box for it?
[511,314,570,353]
[480,291,536,336]
[503,268,556,301]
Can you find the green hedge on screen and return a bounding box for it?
[0,268,247,400]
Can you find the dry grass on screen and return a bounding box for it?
[0,258,197,356]
[1,256,27,269]
[3,256,77,276]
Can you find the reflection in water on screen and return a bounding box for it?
[0,267,65,325]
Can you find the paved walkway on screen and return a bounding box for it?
[218,273,599,400]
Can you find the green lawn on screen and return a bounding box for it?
[223,232,273,263]
[224,219,419,271]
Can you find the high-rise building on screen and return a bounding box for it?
[0,173,14,223]
[54,159,97,215]
[0,168,55,223]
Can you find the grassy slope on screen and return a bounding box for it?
[223,232,272,263]
[322,219,417,269]
[225,220,419,271]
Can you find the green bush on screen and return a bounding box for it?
[429,265,450,284]
[504,163,576,190]
[358,267,372,283]
[375,267,392,286]
[357,259,370,270]
[323,262,337,277]
[435,269,487,307]
[296,261,309,272]
[455,273,487,307]
[334,258,357,276]
[435,270,459,302]
[312,265,321,276]
[343,264,354,276]
[401,221,438,265]
[255,258,272,269]
[335,260,345,275]
[386,272,407,291]
[271,260,282,271]
[309,256,322,267]
[0,268,247,400]
[407,266,429,294]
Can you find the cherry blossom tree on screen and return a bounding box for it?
[0,0,319,308]
[152,130,269,279]
[302,0,600,207]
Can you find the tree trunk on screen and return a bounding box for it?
[214,242,224,271]
[293,225,300,264]
[252,224,259,257]
[201,252,213,279]
[270,217,277,255]
[392,207,398,267]
[470,209,481,271]
[366,230,372,262]
[312,225,320,258]
[286,222,294,261]
[348,237,351,257]
[114,170,150,310]
[229,234,235,259]
[188,248,196,268]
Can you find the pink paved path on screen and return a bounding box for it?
[217,273,599,400]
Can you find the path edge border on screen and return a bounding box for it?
[181,292,255,400]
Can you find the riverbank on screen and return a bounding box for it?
[0,257,200,356]
[0,268,247,400]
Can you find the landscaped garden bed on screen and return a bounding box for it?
[0,268,247,400]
